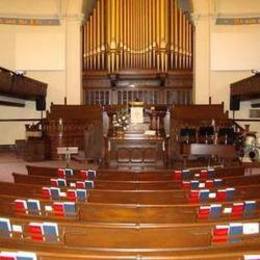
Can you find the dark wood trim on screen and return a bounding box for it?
[0,118,42,122]
[0,144,16,152]
[234,118,260,122]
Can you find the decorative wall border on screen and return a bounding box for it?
[216,17,260,25]
[0,17,60,26]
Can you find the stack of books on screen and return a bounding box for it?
[28,222,59,242]
[67,189,87,202]
[212,222,260,244]
[57,168,74,178]
[79,169,96,180]
[50,178,67,187]
[53,202,76,217]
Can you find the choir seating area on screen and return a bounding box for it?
[0,164,260,259]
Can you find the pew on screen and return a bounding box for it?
[12,172,260,190]
[0,167,260,259]
[0,192,260,224]
[6,176,260,204]
[1,242,260,259]
[26,165,245,180]
[2,215,260,249]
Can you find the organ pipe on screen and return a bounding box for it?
[83,0,193,73]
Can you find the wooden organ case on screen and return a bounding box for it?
[82,0,194,106]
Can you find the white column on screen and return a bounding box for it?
[63,15,84,104]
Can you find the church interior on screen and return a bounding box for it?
[0,0,260,259]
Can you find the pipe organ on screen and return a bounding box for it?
[82,0,194,106]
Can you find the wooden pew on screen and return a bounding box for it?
[12,172,260,190]
[0,192,260,224]
[6,176,260,204]
[26,165,245,180]
[1,215,260,249]
[1,241,260,259]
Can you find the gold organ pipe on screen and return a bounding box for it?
[182,12,186,70]
[129,0,132,68]
[178,9,182,69]
[84,21,87,70]
[144,0,147,69]
[106,0,111,72]
[146,0,149,69]
[174,1,178,69]
[152,0,155,69]
[86,21,90,70]
[100,0,105,70]
[148,0,152,69]
[181,11,185,69]
[182,11,185,70]
[169,0,173,69]
[131,0,134,68]
[141,0,144,68]
[140,0,144,68]
[145,0,149,69]
[137,0,140,68]
[185,17,189,69]
[119,0,123,70]
[133,0,137,68]
[164,0,169,72]
[111,0,116,72]
[97,0,101,70]
[122,0,128,69]
[83,23,86,70]
[93,8,97,70]
[125,0,129,68]
[89,16,93,70]
[156,0,160,71]
[115,0,120,71]
[189,21,193,69]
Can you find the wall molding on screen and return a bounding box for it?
[0,17,60,26]
[216,16,260,25]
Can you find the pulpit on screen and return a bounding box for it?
[105,103,168,168]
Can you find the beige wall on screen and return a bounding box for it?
[0,0,83,144]
[193,0,260,133]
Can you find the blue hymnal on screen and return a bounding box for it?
[57,179,67,187]
[85,180,94,189]
[76,189,87,202]
[50,187,60,200]
[199,189,209,202]
[64,202,76,217]
[0,217,11,238]
[210,204,222,218]
[65,168,74,177]
[43,222,59,242]
[88,169,96,179]
[214,179,223,187]
[207,168,214,177]
[191,180,199,189]
[27,200,41,215]
[226,188,235,201]
[182,169,190,180]
[244,201,256,216]
[229,223,243,243]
